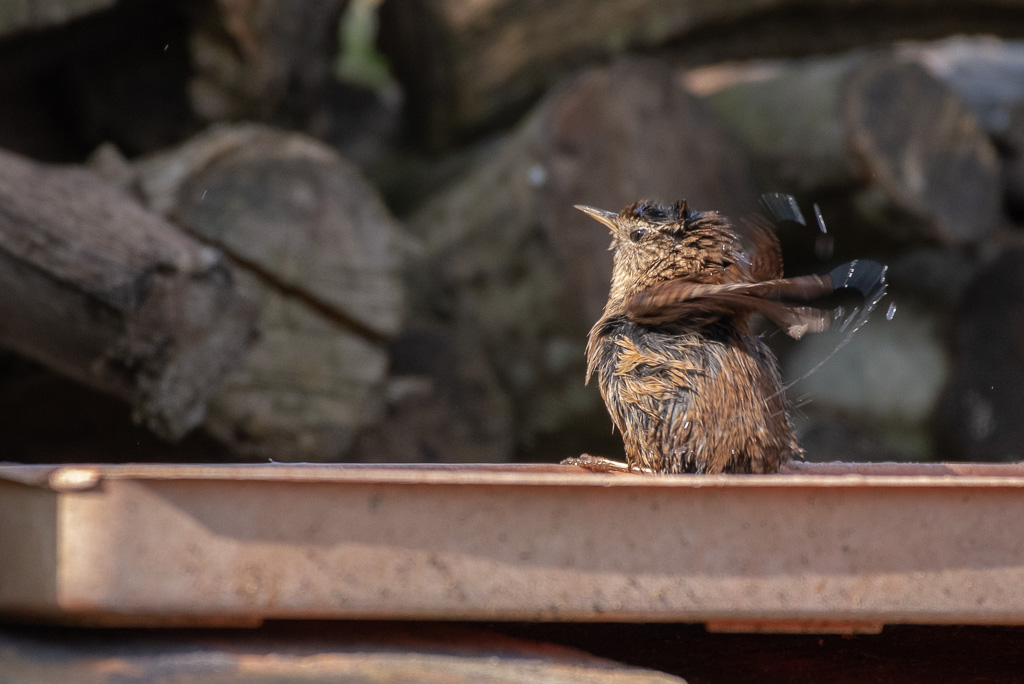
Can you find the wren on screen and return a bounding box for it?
[565,194,886,474]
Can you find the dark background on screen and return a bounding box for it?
[2,0,1023,466]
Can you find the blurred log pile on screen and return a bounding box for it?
[1,0,1024,463]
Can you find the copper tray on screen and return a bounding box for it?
[2,461,1023,630]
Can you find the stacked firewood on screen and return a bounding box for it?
[1,0,1022,463]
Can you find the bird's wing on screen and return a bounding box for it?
[626,275,835,339]
[626,260,887,339]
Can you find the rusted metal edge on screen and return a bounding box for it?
[4,461,1024,491]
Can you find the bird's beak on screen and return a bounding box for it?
[574,204,618,231]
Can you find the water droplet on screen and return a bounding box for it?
[813,203,828,234]
[885,302,897,321]
[682,421,690,430]
[527,164,547,187]
[839,307,863,333]
[732,236,754,274]
[783,261,889,394]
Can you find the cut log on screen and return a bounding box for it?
[683,55,859,193]
[897,36,1024,141]
[892,38,1024,222]
[203,273,389,462]
[348,323,514,465]
[135,124,405,339]
[378,0,1024,150]
[187,0,349,128]
[0,149,259,439]
[688,51,1002,244]
[0,0,348,161]
[0,0,115,38]
[131,124,407,460]
[936,247,1024,463]
[378,0,749,149]
[845,56,1001,244]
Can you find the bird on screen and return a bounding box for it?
[564,193,886,474]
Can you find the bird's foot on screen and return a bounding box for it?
[561,454,649,474]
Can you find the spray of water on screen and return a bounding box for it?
[781,260,889,393]
[755,194,892,403]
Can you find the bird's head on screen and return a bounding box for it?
[575,199,737,307]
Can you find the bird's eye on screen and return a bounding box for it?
[629,229,647,242]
